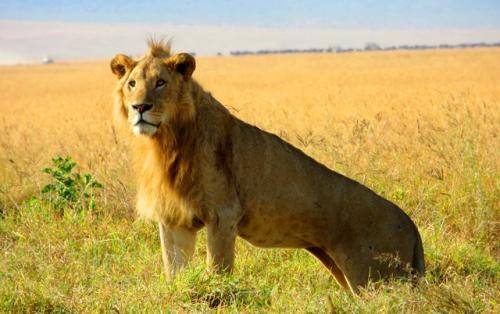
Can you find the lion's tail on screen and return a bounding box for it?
[412,225,425,277]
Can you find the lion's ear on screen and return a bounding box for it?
[110,54,136,78]
[166,53,196,80]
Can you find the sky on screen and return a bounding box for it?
[1,1,500,64]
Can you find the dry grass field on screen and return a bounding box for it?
[0,48,499,312]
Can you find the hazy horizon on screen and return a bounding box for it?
[1,1,500,64]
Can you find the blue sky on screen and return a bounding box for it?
[1,1,500,64]
[2,0,500,28]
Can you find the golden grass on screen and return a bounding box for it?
[0,48,499,312]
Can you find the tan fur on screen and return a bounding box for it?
[111,41,425,292]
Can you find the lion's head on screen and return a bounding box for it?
[110,41,196,136]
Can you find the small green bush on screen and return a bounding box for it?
[41,156,103,212]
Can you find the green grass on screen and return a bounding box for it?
[1,175,498,312]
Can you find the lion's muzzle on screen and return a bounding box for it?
[130,104,161,136]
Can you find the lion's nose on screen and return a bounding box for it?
[132,103,153,114]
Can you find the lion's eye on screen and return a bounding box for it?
[156,79,166,88]
[128,80,136,88]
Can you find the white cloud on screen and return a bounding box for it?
[1,20,499,64]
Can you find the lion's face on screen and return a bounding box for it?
[111,47,196,136]
[122,58,175,136]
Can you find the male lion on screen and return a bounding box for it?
[110,41,425,293]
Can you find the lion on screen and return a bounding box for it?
[110,40,425,293]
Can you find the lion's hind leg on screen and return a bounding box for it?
[306,247,350,290]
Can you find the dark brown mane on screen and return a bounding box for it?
[154,114,198,198]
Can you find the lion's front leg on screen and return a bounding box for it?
[158,222,197,279]
[206,209,239,273]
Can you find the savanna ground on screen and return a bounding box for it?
[0,48,499,313]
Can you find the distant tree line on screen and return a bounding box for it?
[228,41,500,56]
[230,47,335,56]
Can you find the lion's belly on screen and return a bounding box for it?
[236,210,323,248]
[237,226,310,248]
